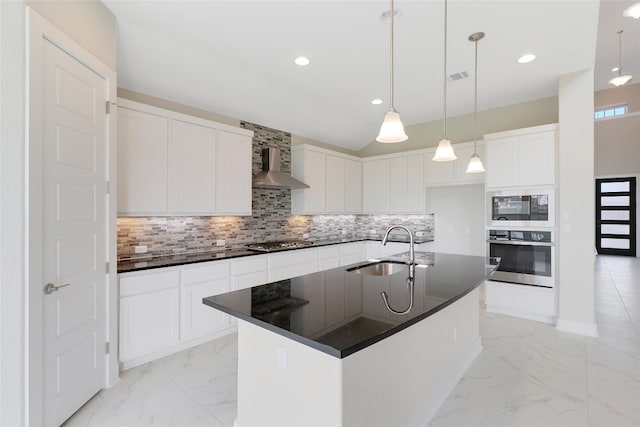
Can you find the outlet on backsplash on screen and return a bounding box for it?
[216,240,225,247]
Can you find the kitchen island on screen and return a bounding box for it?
[203,252,498,427]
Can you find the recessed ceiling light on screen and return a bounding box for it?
[518,54,536,64]
[371,99,383,105]
[612,67,620,72]
[294,56,310,66]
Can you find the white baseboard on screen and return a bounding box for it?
[486,304,556,325]
[556,318,599,337]
[420,336,483,426]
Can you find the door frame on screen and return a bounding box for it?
[595,174,639,257]
[27,8,118,425]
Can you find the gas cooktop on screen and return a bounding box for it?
[245,240,314,252]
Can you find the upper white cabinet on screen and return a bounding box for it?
[291,145,362,214]
[117,99,253,216]
[484,124,557,189]
[424,141,485,186]
[362,152,425,214]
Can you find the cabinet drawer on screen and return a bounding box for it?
[231,255,267,275]
[268,248,318,270]
[180,261,229,285]
[120,270,179,297]
[319,246,340,259]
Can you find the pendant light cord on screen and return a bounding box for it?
[618,30,623,77]
[473,37,478,152]
[390,0,395,110]
[442,0,448,137]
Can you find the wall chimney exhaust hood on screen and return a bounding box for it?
[252,148,309,189]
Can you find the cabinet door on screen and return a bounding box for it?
[117,107,169,215]
[485,137,517,188]
[181,278,229,340]
[171,120,216,213]
[425,152,454,185]
[268,248,319,282]
[231,255,268,290]
[217,130,252,215]
[325,155,346,213]
[517,132,555,186]
[454,144,485,184]
[302,150,327,213]
[339,242,366,266]
[390,157,408,213]
[119,288,179,361]
[345,159,362,213]
[362,159,390,213]
[407,155,425,213]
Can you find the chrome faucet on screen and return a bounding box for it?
[381,225,415,267]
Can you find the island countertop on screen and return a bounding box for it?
[203,252,499,358]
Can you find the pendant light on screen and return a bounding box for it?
[432,0,456,161]
[623,2,640,19]
[609,30,633,87]
[376,0,408,143]
[465,32,485,174]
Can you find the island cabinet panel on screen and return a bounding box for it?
[485,124,557,189]
[179,262,230,341]
[117,107,169,214]
[117,98,253,216]
[291,145,362,214]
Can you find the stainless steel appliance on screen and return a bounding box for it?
[252,148,310,189]
[488,188,555,227]
[488,229,555,288]
[246,240,313,252]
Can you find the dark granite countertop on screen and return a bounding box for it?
[117,236,434,273]
[203,252,499,358]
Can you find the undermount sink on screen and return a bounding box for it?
[347,261,409,276]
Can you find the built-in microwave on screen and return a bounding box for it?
[488,188,555,227]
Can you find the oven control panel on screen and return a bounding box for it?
[489,229,552,243]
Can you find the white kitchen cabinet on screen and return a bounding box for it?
[345,159,362,213]
[117,107,169,214]
[216,130,253,215]
[117,98,253,216]
[171,119,217,214]
[339,242,366,266]
[231,255,268,290]
[291,145,362,214]
[319,245,341,270]
[180,262,230,341]
[485,124,557,189]
[363,153,425,214]
[268,247,319,282]
[425,141,485,186]
[362,159,390,213]
[119,269,180,364]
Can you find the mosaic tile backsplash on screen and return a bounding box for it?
[117,121,434,260]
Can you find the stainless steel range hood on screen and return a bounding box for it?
[252,148,309,189]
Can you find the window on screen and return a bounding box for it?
[594,104,627,120]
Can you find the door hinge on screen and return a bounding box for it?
[106,262,110,273]
[106,342,110,354]
[105,100,111,114]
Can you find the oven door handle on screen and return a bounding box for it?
[487,239,554,247]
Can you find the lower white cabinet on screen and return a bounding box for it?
[319,245,340,270]
[268,247,319,282]
[231,255,268,290]
[339,242,365,266]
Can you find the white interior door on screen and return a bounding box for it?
[41,36,108,425]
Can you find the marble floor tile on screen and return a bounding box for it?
[587,362,640,427]
[427,395,503,427]
[61,394,117,427]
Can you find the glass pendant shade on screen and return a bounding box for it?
[465,153,485,173]
[623,2,640,18]
[432,138,456,161]
[609,74,633,87]
[376,109,408,143]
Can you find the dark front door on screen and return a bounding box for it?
[596,177,636,256]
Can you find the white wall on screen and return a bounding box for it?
[556,69,597,336]
[0,1,27,425]
[426,184,486,256]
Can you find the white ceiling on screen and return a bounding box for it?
[104,1,637,152]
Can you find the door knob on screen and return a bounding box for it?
[44,282,70,295]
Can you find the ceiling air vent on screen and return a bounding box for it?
[448,71,469,82]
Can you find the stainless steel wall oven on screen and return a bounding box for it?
[488,229,555,288]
